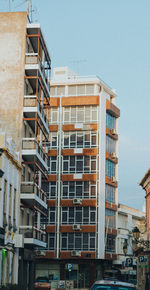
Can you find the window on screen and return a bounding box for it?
[48,233,56,250]
[105,185,115,203]
[62,181,97,199]
[9,184,12,217]
[105,234,116,252]
[62,155,97,174]
[106,136,116,153]
[105,160,115,178]
[48,207,56,224]
[49,132,58,149]
[105,209,116,228]
[61,207,96,225]
[13,189,16,222]
[63,131,98,149]
[62,106,98,124]
[49,107,59,124]
[61,232,96,251]
[106,113,116,130]
[48,156,57,174]
[3,179,7,214]
[49,182,57,199]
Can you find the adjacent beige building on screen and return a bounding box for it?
[0,12,51,289]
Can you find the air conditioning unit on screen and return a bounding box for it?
[72,224,81,230]
[111,152,117,159]
[111,176,117,183]
[40,224,46,230]
[73,198,82,205]
[71,250,81,257]
[35,250,46,256]
[111,129,117,135]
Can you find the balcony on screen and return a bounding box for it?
[23,96,49,134]
[22,138,48,171]
[25,53,50,96]
[21,181,47,210]
[20,226,46,248]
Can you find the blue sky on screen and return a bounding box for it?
[1,0,150,210]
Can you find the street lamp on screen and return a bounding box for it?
[132,227,149,248]
[123,240,128,256]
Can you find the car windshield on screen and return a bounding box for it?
[92,286,134,290]
[36,277,49,283]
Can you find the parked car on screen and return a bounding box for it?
[91,280,136,290]
[34,276,51,289]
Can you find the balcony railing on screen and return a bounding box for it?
[20,226,46,243]
[25,53,49,90]
[23,96,49,129]
[21,181,47,204]
[22,138,48,165]
[25,53,38,65]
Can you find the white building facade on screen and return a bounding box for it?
[0,133,21,285]
[114,203,145,283]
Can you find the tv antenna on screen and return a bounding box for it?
[70,59,87,74]
[10,0,37,22]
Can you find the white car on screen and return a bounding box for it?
[90,280,136,290]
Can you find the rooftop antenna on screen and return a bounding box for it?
[70,59,87,74]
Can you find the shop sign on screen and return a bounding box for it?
[138,255,148,268]
[0,228,5,246]
[67,263,73,271]
[58,281,65,288]
[126,258,133,267]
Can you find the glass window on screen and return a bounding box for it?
[105,209,116,228]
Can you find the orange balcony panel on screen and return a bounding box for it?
[36,251,56,259]
[62,148,98,156]
[60,225,96,233]
[83,148,98,155]
[106,152,118,164]
[62,124,76,131]
[59,251,96,259]
[105,202,117,211]
[105,176,118,187]
[106,127,118,140]
[106,99,120,118]
[61,200,74,207]
[47,200,56,207]
[61,174,97,182]
[61,96,100,107]
[81,225,96,232]
[50,97,60,107]
[62,149,74,156]
[105,253,117,260]
[60,225,73,232]
[49,125,58,132]
[82,199,97,206]
[90,124,98,130]
[46,225,56,232]
[48,149,58,156]
[61,199,96,207]
[48,175,57,181]
[62,124,98,132]
[105,227,117,236]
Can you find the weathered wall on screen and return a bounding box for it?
[0,12,27,153]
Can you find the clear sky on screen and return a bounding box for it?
[1,0,150,210]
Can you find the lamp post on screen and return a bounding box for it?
[132,226,149,290]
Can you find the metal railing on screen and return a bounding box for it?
[22,138,48,165]
[19,226,46,242]
[21,181,47,204]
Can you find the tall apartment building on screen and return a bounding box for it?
[36,67,120,288]
[0,133,21,285]
[0,12,51,289]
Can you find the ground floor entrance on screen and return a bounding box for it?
[35,259,112,289]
